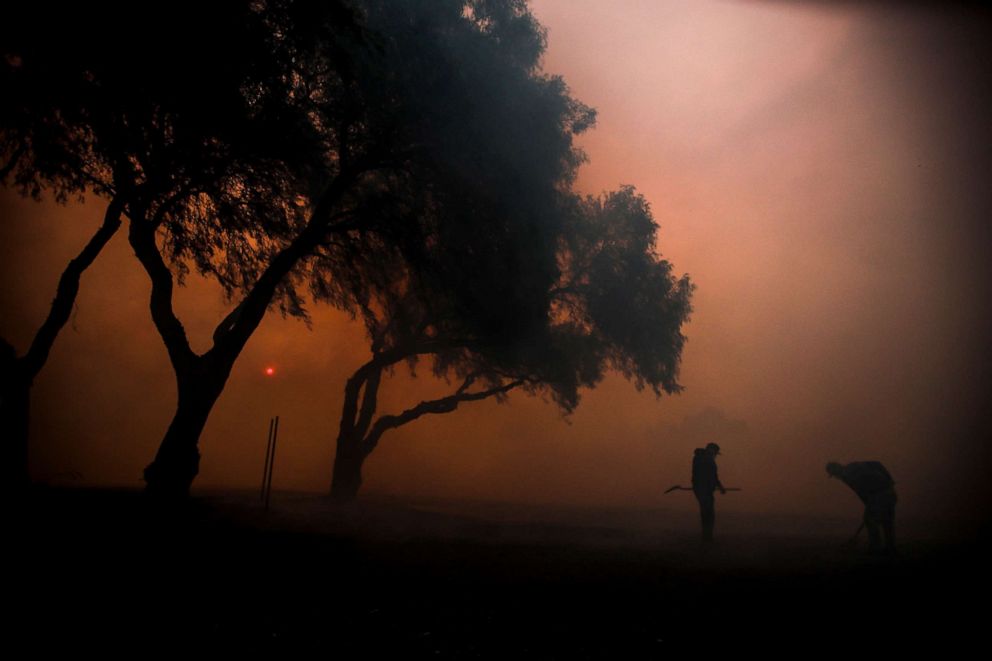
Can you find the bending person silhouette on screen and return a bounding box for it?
[692,442,725,542]
[826,461,897,553]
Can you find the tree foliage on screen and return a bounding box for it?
[3,1,692,499]
[2,1,364,493]
[318,4,692,500]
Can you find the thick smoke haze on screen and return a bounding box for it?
[2,1,989,527]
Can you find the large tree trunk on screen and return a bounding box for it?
[326,358,523,503]
[143,365,226,500]
[330,440,365,503]
[128,174,358,500]
[131,193,350,500]
[0,357,31,492]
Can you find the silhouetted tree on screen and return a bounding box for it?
[1,17,130,488]
[3,0,598,498]
[326,186,692,501]
[1,1,346,494]
[242,0,605,502]
[0,201,123,490]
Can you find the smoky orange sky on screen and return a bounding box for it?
[2,1,989,525]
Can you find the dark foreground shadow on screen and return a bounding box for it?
[7,487,989,656]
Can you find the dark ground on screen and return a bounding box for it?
[8,487,989,657]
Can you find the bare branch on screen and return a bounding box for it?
[353,366,382,440]
[360,378,525,457]
[128,204,196,367]
[21,196,125,378]
[337,355,382,444]
[207,169,363,356]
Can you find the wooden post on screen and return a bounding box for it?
[265,415,279,511]
[261,417,275,501]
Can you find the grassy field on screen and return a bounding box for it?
[8,487,987,656]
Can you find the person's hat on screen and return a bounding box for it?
[705,442,721,455]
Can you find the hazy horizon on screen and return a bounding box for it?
[2,0,989,525]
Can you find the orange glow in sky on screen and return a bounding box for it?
[0,0,988,527]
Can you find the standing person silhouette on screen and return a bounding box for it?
[692,442,725,542]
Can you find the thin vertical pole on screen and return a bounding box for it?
[261,417,274,501]
[265,415,280,511]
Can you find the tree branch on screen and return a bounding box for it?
[150,183,200,230]
[353,365,382,441]
[21,196,125,379]
[360,378,525,458]
[336,337,445,446]
[337,356,381,446]
[128,205,196,368]
[208,169,362,359]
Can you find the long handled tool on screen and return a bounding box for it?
[844,521,865,547]
[664,485,742,494]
